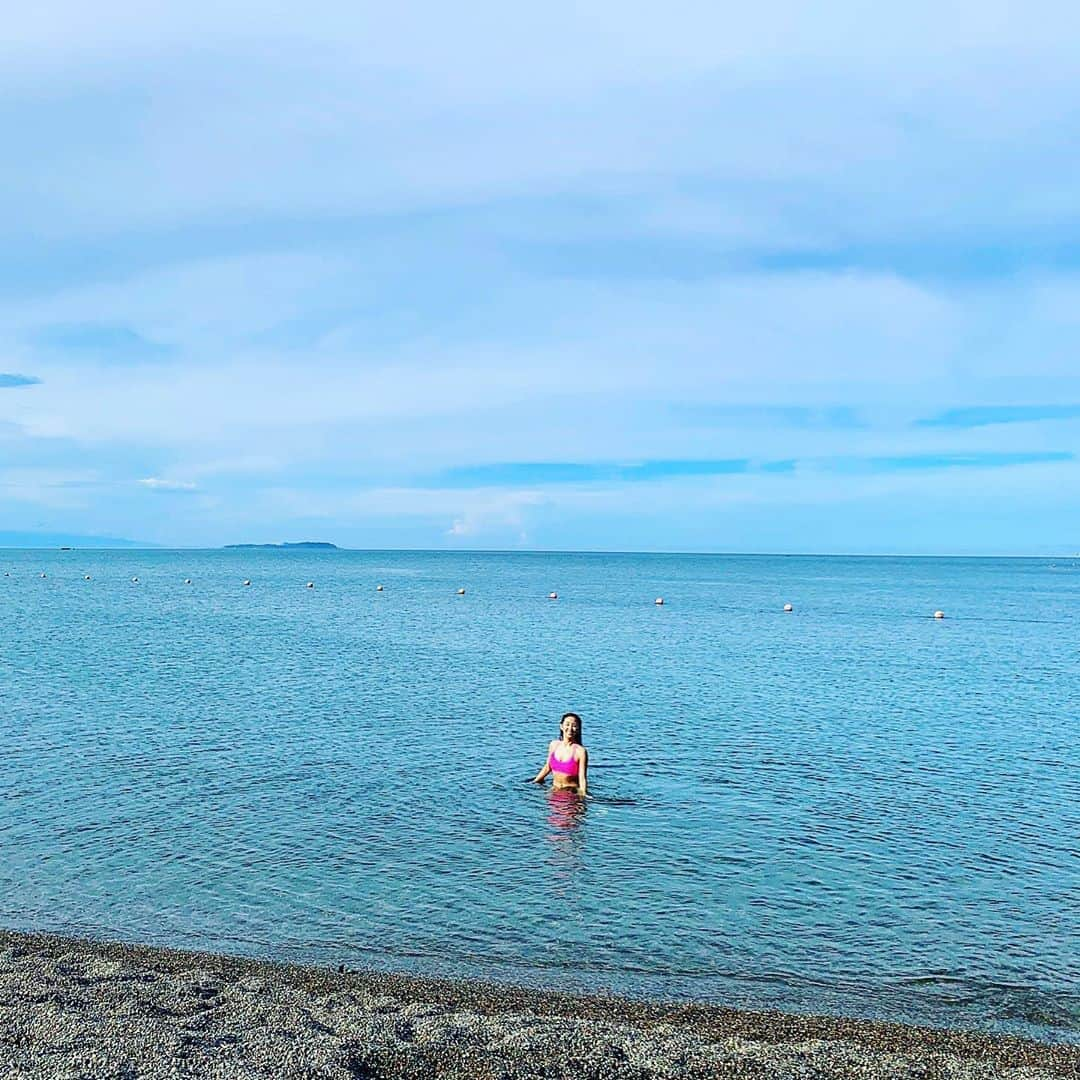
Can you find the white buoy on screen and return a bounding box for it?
[548,592,558,600]
[783,603,793,612]
[40,572,47,578]
[131,576,139,583]
[184,578,192,585]
[655,597,664,605]
[305,582,314,589]
[376,584,384,591]
[84,574,92,581]
[457,587,466,595]
[243,579,251,587]
[934,610,945,619]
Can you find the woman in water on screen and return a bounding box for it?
[530,712,590,797]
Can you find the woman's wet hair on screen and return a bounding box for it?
[560,712,582,742]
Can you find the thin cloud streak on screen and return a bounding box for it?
[28,322,173,362]
[915,405,1080,428]
[432,452,1074,490]
[138,477,198,492]
[437,460,752,487]
[671,404,866,429]
[859,451,1073,472]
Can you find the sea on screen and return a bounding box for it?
[1,549,1077,1043]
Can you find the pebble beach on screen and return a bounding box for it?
[1,931,1076,1079]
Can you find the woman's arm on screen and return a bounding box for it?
[577,746,590,797]
[530,742,554,783]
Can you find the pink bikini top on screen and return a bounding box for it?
[548,750,580,778]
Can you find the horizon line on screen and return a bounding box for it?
[2,545,1077,560]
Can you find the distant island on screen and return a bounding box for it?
[223,541,339,550]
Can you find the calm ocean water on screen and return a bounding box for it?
[1,550,1077,1042]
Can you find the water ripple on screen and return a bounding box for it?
[1,551,1077,1043]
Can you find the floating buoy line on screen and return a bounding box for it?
[1,574,955,620]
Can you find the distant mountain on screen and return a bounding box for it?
[0,531,157,549]
[223,541,339,550]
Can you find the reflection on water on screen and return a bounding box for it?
[544,789,587,889]
[546,788,587,834]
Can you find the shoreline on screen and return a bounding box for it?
[1,930,1076,1078]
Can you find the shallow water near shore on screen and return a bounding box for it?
[1,550,1077,1043]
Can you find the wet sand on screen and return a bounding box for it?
[1,929,1075,1079]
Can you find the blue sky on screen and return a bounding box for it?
[2,3,1079,553]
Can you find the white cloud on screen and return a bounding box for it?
[1,3,1078,244]
[0,268,959,444]
[1,4,1079,550]
[138,476,197,491]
